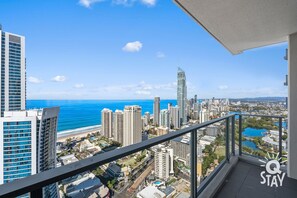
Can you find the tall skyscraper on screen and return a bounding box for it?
[193,103,200,120]
[154,147,174,180]
[0,26,26,116]
[177,68,187,125]
[153,97,160,126]
[101,108,113,138]
[123,105,142,147]
[113,110,124,144]
[144,112,150,126]
[0,107,60,197]
[159,109,170,128]
[170,105,180,129]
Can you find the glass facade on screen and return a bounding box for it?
[0,31,25,117]
[8,41,22,111]
[1,32,5,116]
[2,121,32,184]
[39,117,58,198]
[177,67,187,124]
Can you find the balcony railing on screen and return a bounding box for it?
[0,114,285,198]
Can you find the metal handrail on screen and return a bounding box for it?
[0,113,284,198]
[0,114,235,198]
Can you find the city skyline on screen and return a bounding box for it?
[0,0,288,100]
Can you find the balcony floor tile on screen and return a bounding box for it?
[215,161,297,198]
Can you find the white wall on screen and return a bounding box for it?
[288,32,297,179]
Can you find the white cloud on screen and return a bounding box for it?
[79,0,105,8]
[74,83,85,88]
[122,41,143,52]
[218,85,228,90]
[79,0,157,8]
[135,90,151,95]
[52,75,66,82]
[140,0,156,6]
[112,0,135,6]
[28,76,43,84]
[156,51,165,58]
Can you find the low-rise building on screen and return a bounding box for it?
[63,173,109,198]
[106,163,124,178]
[157,127,169,136]
[79,139,101,153]
[137,186,166,198]
[59,154,79,166]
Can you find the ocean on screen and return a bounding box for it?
[27,100,177,132]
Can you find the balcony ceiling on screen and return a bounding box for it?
[174,0,297,54]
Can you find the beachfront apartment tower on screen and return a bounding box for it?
[153,97,160,126]
[113,110,124,145]
[0,26,26,116]
[170,105,180,129]
[0,107,60,198]
[101,108,113,138]
[123,105,142,147]
[177,67,187,125]
[159,109,170,128]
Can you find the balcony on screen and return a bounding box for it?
[0,113,296,198]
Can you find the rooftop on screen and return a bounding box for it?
[137,186,166,198]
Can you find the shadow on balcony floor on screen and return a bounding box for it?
[215,161,297,198]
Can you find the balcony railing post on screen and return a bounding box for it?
[226,118,230,162]
[279,117,283,162]
[239,115,242,156]
[231,115,235,156]
[191,129,197,198]
[30,188,42,198]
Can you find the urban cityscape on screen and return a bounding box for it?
[0,24,289,198]
[0,1,294,198]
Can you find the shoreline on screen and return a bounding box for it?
[57,125,101,142]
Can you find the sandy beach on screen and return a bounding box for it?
[57,125,101,142]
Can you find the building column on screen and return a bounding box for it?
[288,32,297,179]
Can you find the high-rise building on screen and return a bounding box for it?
[0,26,26,116]
[159,109,170,128]
[199,109,210,123]
[167,103,172,111]
[113,110,123,144]
[123,105,142,147]
[153,97,160,126]
[177,68,187,125]
[193,103,200,120]
[154,147,174,180]
[0,107,60,197]
[170,106,180,129]
[144,112,150,126]
[194,95,197,104]
[170,136,190,165]
[101,108,113,138]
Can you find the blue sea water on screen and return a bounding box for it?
[242,127,266,137]
[27,100,177,132]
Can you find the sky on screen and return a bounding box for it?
[0,0,288,100]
